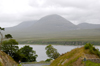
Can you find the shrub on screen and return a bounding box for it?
[45,58,53,62]
[84,43,93,49]
[84,43,100,57]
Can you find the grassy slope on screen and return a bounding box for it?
[50,47,84,66]
[0,51,18,66]
[86,61,100,66]
[0,62,3,66]
[50,47,100,66]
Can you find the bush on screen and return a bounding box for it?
[89,47,94,54]
[84,43,100,57]
[45,58,52,62]
[84,43,93,49]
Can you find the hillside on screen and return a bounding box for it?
[0,51,18,66]
[50,44,100,66]
[77,23,100,29]
[5,20,37,31]
[17,28,100,44]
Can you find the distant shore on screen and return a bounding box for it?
[18,44,100,46]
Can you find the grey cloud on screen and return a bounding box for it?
[0,13,21,22]
[28,0,100,24]
[0,0,100,27]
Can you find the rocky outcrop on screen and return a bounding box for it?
[87,58,100,63]
[0,51,18,66]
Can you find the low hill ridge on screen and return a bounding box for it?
[77,23,100,29]
[50,45,100,66]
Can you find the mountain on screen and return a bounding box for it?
[5,20,37,31]
[5,14,77,35]
[4,14,100,41]
[28,14,77,33]
[77,23,100,29]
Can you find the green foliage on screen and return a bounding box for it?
[45,58,52,62]
[0,27,5,47]
[5,34,13,39]
[86,61,100,66]
[84,43,93,49]
[13,51,27,62]
[19,45,38,62]
[17,64,22,66]
[1,39,22,62]
[84,43,100,57]
[0,27,5,30]
[45,45,60,59]
[1,39,38,62]
[1,39,18,57]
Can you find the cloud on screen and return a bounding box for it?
[0,0,33,27]
[0,0,100,27]
[28,0,100,24]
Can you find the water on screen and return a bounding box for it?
[23,63,50,66]
[18,45,100,62]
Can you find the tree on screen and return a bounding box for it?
[45,45,60,59]
[5,34,13,39]
[0,27,12,50]
[13,51,27,62]
[19,45,38,62]
[1,39,19,57]
[0,27,5,47]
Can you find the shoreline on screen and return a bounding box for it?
[18,44,100,46]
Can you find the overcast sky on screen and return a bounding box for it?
[0,0,100,27]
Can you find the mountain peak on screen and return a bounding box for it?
[46,14,61,17]
[38,14,72,24]
[30,14,77,33]
[39,14,63,20]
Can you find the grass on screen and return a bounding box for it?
[18,36,100,42]
[0,51,18,66]
[0,62,3,66]
[50,47,84,66]
[15,28,100,44]
[17,64,22,66]
[50,44,100,66]
[18,39,100,45]
[17,35,100,45]
[86,61,100,66]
